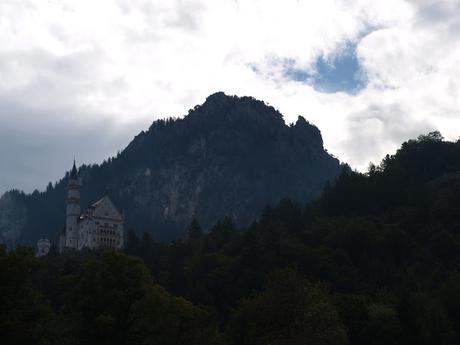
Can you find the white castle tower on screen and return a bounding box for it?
[65,160,80,249]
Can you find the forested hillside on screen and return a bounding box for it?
[3,132,460,345]
[0,92,341,247]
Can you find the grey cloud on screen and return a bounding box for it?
[0,46,132,131]
[116,0,158,15]
[116,0,205,35]
[0,35,141,196]
[166,0,206,32]
[409,0,460,35]
[0,97,146,196]
[0,0,457,186]
[0,48,111,99]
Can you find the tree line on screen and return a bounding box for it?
[2,132,460,345]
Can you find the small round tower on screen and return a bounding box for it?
[37,238,51,257]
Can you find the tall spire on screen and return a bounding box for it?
[70,159,78,179]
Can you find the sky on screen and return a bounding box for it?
[0,0,459,195]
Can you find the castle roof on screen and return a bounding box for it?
[70,160,78,179]
[79,195,123,222]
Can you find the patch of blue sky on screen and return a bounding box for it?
[284,42,368,94]
[283,25,381,94]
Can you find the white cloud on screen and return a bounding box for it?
[0,0,459,194]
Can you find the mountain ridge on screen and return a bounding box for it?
[0,92,342,246]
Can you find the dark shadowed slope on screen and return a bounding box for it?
[0,92,341,245]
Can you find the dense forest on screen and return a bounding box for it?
[3,131,460,345]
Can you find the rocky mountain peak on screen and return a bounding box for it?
[293,115,323,148]
[187,92,285,129]
[1,93,342,244]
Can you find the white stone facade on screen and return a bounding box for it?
[59,162,124,252]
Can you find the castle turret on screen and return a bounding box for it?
[36,239,51,257]
[65,160,80,249]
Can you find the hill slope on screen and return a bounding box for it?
[0,92,341,246]
[125,132,460,345]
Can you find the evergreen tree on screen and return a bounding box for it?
[188,218,203,240]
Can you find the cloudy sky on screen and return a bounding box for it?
[0,0,459,195]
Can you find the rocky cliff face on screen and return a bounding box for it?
[0,191,27,248]
[0,92,342,245]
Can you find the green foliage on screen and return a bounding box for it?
[227,268,347,345]
[0,245,66,345]
[123,133,460,344]
[59,252,221,345]
[0,247,222,345]
[4,132,460,344]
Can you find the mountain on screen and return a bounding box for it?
[122,132,460,345]
[0,92,341,246]
[126,132,460,345]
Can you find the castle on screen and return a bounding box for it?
[37,239,51,257]
[58,161,124,252]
